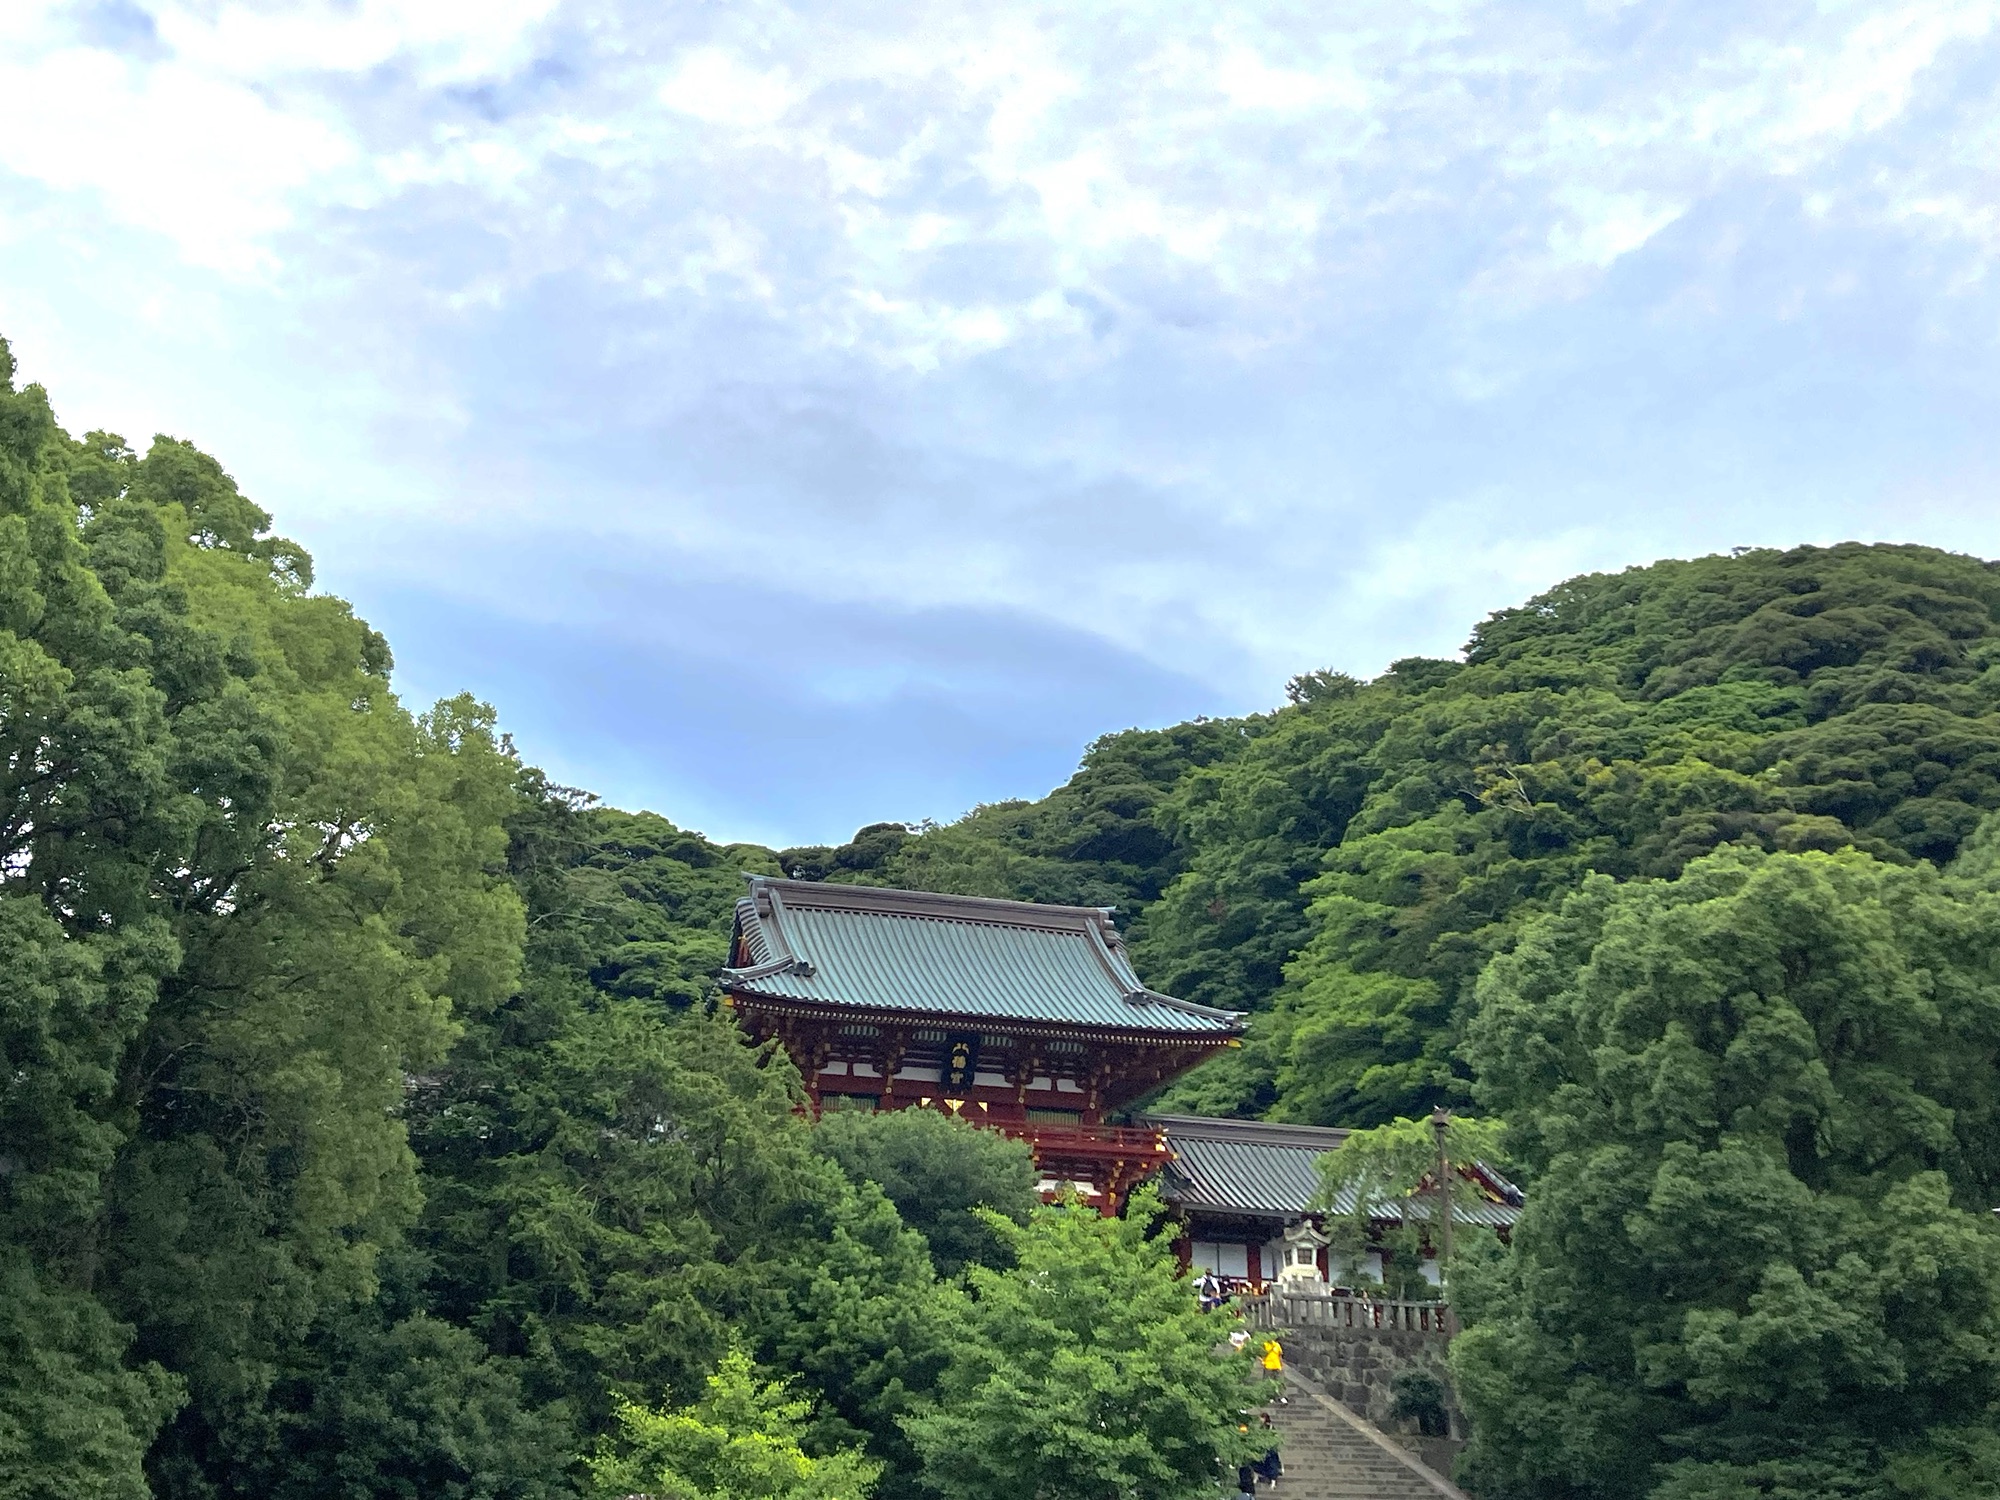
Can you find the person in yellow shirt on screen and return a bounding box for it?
[1261,1337,1287,1404]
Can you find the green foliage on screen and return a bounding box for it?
[813,1107,1038,1278]
[547,803,780,1007]
[1451,844,2000,1500]
[213,1289,575,1500]
[0,886,182,1500]
[1312,1114,1508,1224]
[901,1187,1263,1500]
[849,544,2000,1131]
[837,718,1263,911]
[0,1251,182,1500]
[410,924,811,1417]
[779,823,913,884]
[735,1159,947,1499]
[413,776,944,1495]
[586,1348,881,1500]
[1389,1369,1451,1439]
[1,334,530,1498]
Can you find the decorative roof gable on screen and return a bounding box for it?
[722,877,1243,1037]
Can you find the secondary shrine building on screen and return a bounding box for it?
[1144,1113,1522,1291]
[721,876,1244,1207]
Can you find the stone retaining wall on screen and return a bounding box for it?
[1270,1319,1468,1443]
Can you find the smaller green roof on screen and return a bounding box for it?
[723,878,1242,1037]
[1147,1114,1524,1226]
[1148,1115,1349,1218]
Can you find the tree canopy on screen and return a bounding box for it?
[839,543,2000,1130]
[1451,844,2000,1499]
[813,1107,1038,1279]
[1,333,531,1499]
[586,1348,881,1500]
[901,1188,1263,1500]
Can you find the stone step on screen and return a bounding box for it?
[1245,1381,1468,1500]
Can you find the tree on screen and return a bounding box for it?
[0,1251,181,1500]
[740,1160,948,1500]
[586,1347,880,1500]
[211,1290,575,1500]
[1453,844,2000,1499]
[0,890,182,1500]
[1311,1114,1510,1293]
[413,775,947,1495]
[813,1108,1037,1277]
[901,1187,1262,1500]
[0,333,533,1498]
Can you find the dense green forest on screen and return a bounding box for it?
[9,329,2000,1499]
[815,540,2000,1130]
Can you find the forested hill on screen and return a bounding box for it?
[799,543,2000,1126]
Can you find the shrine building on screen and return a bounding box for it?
[721,876,1244,1207]
[1145,1113,1524,1291]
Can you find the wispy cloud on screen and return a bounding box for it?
[4,0,1999,840]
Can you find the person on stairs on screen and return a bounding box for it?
[1253,1411,1282,1488]
[1260,1336,1287,1403]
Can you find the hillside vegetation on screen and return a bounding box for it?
[816,543,2000,1127]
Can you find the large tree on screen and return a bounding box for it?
[902,1188,1260,1500]
[812,1107,1037,1278]
[1453,842,2000,1499]
[0,334,540,1498]
[586,1347,880,1500]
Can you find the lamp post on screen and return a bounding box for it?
[1430,1106,1452,1285]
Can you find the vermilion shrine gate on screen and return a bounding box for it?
[722,877,1521,1273]
[721,876,1244,1208]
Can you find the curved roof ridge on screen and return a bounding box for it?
[744,874,1118,928]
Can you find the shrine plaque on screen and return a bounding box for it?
[942,1034,981,1090]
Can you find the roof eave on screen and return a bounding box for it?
[721,989,1244,1042]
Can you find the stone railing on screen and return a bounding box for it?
[1243,1285,1458,1337]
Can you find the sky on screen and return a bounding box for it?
[4,0,2000,848]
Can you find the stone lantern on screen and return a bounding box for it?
[1275,1218,1329,1287]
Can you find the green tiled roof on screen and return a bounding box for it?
[722,878,1243,1036]
[1148,1115,1349,1217]
[1148,1114,1523,1228]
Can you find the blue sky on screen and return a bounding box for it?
[5,0,2000,847]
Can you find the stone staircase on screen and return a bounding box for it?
[1257,1382,1468,1500]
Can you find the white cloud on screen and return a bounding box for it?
[150,0,560,86]
[0,46,356,272]
[8,0,2000,714]
[1214,41,1368,113]
[1545,188,1687,269]
[0,0,558,273]
[658,48,799,129]
[1759,0,1997,151]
